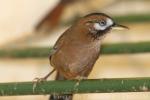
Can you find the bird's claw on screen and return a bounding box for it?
[32,77,47,93]
[33,77,46,83]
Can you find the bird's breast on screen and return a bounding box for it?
[51,41,101,79]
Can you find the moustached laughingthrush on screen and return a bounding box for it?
[36,13,128,100]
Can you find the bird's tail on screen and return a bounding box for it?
[49,72,73,100]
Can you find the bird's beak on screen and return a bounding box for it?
[112,23,129,30]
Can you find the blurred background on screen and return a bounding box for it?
[0,0,150,100]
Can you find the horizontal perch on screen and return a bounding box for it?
[0,77,150,96]
[114,14,150,23]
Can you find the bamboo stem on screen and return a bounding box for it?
[0,42,150,58]
[0,78,150,96]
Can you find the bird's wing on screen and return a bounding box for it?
[49,28,69,65]
[53,27,71,50]
[49,48,57,65]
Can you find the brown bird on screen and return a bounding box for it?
[36,13,128,100]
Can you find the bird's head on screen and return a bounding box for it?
[77,13,128,39]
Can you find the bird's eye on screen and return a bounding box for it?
[99,21,106,26]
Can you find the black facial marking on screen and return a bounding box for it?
[84,13,114,40]
[88,26,111,40]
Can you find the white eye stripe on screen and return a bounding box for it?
[106,18,113,26]
[94,23,106,30]
[93,18,113,31]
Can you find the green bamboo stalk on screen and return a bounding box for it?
[114,14,150,23]
[0,78,150,96]
[101,42,150,54]
[0,42,150,58]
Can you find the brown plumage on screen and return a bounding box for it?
[35,13,128,100]
[50,19,101,79]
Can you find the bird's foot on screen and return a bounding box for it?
[33,77,47,83]
[32,77,47,93]
[74,76,87,91]
[32,69,56,93]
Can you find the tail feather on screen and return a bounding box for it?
[49,72,73,100]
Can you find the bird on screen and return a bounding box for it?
[35,13,128,100]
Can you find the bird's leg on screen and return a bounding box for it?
[74,76,87,91]
[33,69,56,82]
[43,69,56,80]
[76,76,87,85]
[32,69,56,92]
